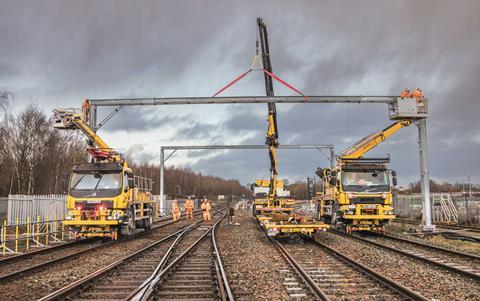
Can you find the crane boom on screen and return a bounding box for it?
[340,120,413,159]
[257,17,279,202]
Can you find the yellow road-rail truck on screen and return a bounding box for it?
[315,94,428,233]
[53,107,154,239]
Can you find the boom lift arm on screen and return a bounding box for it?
[257,17,279,204]
[53,107,122,163]
[340,120,413,159]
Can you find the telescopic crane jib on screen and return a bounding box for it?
[257,17,280,206]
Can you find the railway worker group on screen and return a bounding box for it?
[171,197,211,223]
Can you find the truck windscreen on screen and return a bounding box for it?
[69,172,122,197]
[342,171,389,192]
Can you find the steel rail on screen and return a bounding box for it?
[378,232,480,260]
[307,236,429,301]
[36,224,191,301]
[0,212,203,284]
[271,238,330,300]
[0,240,114,284]
[393,219,480,233]
[0,210,202,266]
[212,220,235,301]
[0,237,96,265]
[126,220,204,300]
[138,213,227,301]
[333,231,480,281]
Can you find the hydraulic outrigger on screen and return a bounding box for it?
[53,105,154,239]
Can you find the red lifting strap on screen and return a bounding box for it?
[212,69,253,97]
[212,67,307,100]
[262,68,307,100]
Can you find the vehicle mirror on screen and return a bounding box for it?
[391,170,397,177]
[128,178,134,189]
[62,173,70,192]
[331,170,337,177]
[330,177,338,186]
[392,177,398,186]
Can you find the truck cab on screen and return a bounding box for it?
[317,159,397,233]
[64,162,154,239]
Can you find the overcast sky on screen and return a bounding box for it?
[1,0,479,185]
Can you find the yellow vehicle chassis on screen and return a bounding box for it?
[343,214,395,220]
[257,215,329,236]
[63,220,119,226]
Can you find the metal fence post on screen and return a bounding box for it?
[26,216,30,251]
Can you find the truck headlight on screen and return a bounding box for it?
[384,210,394,215]
[64,215,73,220]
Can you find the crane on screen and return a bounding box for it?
[257,17,280,208]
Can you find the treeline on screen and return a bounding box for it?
[286,181,308,197]
[0,90,250,197]
[131,162,251,197]
[405,180,479,193]
[0,90,86,195]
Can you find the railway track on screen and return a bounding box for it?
[393,219,480,233]
[340,231,480,281]
[316,230,480,300]
[39,210,230,301]
[137,217,231,300]
[273,236,427,301]
[0,212,205,284]
[0,238,107,283]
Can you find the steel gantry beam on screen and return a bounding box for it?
[87,95,396,106]
[158,144,335,215]
[87,94,433,231]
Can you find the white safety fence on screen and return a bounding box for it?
[394,193,480,224]
[6,194,67,225]
[1,194,204,224]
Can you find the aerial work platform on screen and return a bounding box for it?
[389,97,428,120]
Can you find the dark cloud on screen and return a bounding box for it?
[0,62,18,79]
[1,0,479,184]
[100,107,179,133]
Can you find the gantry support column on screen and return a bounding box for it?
[418,119,435,231]
[159,147,165,216]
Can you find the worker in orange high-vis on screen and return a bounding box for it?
[400,88,411,98]
[412,88,424,102]
[82,99,90,122]
[185,196,194,220]
[201,198,212,223]
[172,199,181,222]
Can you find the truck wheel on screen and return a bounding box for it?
[144,208,153,231]
[121,208,135,236]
